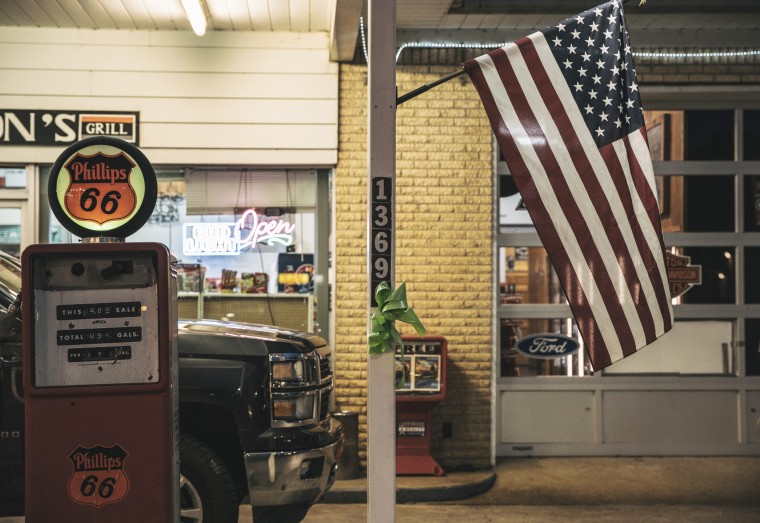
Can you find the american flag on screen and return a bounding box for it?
[464,0,673,370]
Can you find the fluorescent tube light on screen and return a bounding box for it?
[182,0,207,37]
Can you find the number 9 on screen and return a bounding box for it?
[374,258,388,279]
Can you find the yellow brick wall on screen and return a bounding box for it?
[333,64,494,470]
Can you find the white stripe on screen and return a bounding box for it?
[615,136,674,333]
[474,47,625,363]
[610,139,667,335]
[514,34,647,350]
[530,33,668,343]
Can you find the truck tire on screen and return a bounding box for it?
[179,434,239,523]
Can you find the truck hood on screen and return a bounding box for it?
[178,318,327,358]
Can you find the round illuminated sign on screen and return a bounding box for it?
[48,137,157,239]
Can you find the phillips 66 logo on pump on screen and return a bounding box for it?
[23,137,178,522]
[48,136,157,239]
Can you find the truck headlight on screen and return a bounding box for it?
[269,352,323,427]
[272,394,315,421]
[269,353,318,387]
[272,360,305,382]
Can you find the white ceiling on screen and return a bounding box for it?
[0,0,758,59]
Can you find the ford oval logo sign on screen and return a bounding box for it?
[515,333,580,359]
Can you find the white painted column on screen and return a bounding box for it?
[367,0,396,521]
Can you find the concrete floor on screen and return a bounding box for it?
[4,457,759,522]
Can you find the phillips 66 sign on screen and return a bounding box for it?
[48,137,157,239]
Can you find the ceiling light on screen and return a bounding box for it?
[182,0,207,37]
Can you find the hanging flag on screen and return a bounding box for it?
[463,0,673,370]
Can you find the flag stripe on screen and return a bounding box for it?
[520,35,660,348]
[463,0,674,369]
[489,43,643,357]
[619,135,674,329]
[466,56,615,367]
[476,47,631,363]
[527,34,671,342]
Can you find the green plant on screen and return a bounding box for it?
[368,281,425,355]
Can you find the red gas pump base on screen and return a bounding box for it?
[396,408,445,476]
[395,336,447,477]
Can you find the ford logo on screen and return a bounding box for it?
[515,333,580,359]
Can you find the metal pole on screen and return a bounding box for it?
[367,0,396,521]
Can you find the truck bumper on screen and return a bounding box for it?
[244,417,344,508]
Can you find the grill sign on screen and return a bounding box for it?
[68,445,130,508]
[515,333,580,359]
[63,151,137,225]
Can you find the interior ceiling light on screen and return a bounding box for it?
[182,0,207,37]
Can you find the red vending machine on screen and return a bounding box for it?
[395,336,447,476]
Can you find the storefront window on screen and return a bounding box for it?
[675,247,735,304]
[746,319,760,376]
[500,318,589,377]
[655,175,734,233]
[0,167,26,189]
[604,320,734,375]
[0,208,21,258]
[746,248,760,304]
[44,168,323,332]
[498,106,758,377]
[744,176,760,233]
[684,110,734,161]
[499,246,561,304]
[743,109,760,161]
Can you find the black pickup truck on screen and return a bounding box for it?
[0,250,343,523]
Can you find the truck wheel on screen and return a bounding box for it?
[179,434,239,523]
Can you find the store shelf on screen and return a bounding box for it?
[178,292,313,332]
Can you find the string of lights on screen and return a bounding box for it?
[396,41,760,62]
[357,17,760,64]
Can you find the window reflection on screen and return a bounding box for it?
[499,247,562,304]
[500,318,590,377]
[746,248,760,304]
[743,110,760,161]
[645,175,734,233]
[604,320,734,375]
[746,319,760,376]
[674,247,735,304]
[744,176,760,232]
[0,167,26,189]
[684,110,734,161]
[0,209,21,258]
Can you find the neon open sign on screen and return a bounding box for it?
[183,209,295,256]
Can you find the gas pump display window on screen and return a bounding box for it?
[29,251,161,387]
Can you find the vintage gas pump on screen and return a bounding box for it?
[22,137,179,522]
[395,336,447,476]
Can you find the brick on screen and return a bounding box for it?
[334,64,492,469]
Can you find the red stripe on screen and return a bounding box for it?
[491,43,638,360]
[623,132,674,330]
[519,40,657,349]
[465,55,613,369]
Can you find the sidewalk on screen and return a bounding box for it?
[322,456,760,506]
[322,467,496,504]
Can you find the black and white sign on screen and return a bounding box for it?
[370,176,393,306]
[0,110,139,146]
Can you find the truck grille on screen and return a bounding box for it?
[318,351,332,382]
[319,387,331,420]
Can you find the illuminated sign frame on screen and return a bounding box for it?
[183,208,296,256]
[48,137,157,239]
